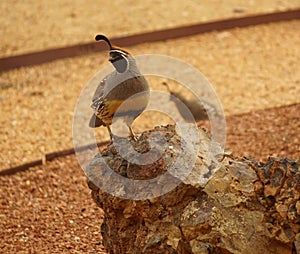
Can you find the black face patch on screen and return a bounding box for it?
[111,55,129,73]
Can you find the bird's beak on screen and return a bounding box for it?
[109,55,114,62]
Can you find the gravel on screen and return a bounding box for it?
[1,0,300,57]
[226,103,300,161]
[1,20,300,170]
[0,156,106,253]
[0,103,299,253]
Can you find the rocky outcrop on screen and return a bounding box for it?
[86,125,300,254]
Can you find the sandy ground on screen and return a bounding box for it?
[0,1,300,253]
[1,103,299,253]
[1,0,300,57]
[1,19,300,170]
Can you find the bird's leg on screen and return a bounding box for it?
[107,126,113,141]
[128,126,138,141]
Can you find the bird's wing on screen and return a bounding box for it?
[91,79,106,111]
[89,113,105,128]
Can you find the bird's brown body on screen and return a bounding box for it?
[89,35,149,140]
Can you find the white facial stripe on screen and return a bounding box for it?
[110,49,127,55]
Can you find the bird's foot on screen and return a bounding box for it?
[130,134,138,142]
[129,127,139,142]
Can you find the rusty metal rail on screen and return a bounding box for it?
[1,9,300,71]
[0,141,109,176]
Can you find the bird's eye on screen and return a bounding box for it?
[112,55,129,73]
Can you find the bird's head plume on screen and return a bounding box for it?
[95,34,130,73]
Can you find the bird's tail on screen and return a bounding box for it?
[89,114,104,128]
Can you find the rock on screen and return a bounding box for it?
[295,233,300,254]
[86,125,299,253]
[233,7,246,13]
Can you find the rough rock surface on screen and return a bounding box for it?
[87,125,300,254]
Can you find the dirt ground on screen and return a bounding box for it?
[1,19,300,170]
[1,0,300,57]
[0,1,300,253]
[1,103,299,253]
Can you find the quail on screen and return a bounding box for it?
[89,35,150,141]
